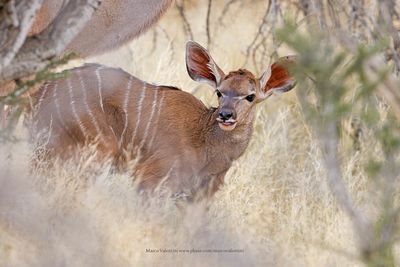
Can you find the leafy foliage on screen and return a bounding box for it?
[278,19,400,267]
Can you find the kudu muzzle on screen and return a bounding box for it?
[217,96,237,123]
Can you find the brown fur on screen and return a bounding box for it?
[29,42,296,201]
[224,69,257,83]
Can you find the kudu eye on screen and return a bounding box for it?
[245,94,256,102]
[216,90,222,98]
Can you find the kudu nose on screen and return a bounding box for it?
[218,110,234,121]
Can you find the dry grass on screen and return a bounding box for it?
[1,103,365,267]
[0,1,397,266]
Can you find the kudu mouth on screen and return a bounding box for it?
[216,117,237,131]
[216,106,237,131]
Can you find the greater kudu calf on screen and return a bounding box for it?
[30,41,296,201]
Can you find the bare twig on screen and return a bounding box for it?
[246,0,283,70]
[244,1,271,67]
[175,0,194,40]
[158,26,175,65]
[319,117,370,238]
[216,0,239,26]
[149,28,158,55]
[270,0,281,51]
[206,0,212,49]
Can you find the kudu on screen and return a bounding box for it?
[30,41,296,201]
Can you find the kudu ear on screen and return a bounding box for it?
[258,55,297,100]
[185,41,225,88]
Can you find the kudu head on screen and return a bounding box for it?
[186,41,296,131]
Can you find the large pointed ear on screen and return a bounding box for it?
[185,41,225,88]
[258,55,297,100]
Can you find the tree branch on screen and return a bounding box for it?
[175,0,194,40]
[206,0,212,49]
[0,0,103,85]
[0,0,43,71]
[216,0,238,26]
[319,116,369,233]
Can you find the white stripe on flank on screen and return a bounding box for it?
[147,89,164,150]
[77,70,105,143]
[119,76,133,147]
[67,78,88,137]
[36,82,49,112]
[53,82,68,130]
[131,82,147,145]
[95,66,105,113]
[139,88,159,149]
[42,114,53,150]
[109,126,117,138]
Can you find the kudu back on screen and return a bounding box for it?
[30,41,296,201]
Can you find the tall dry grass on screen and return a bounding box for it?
[1,1,398,266]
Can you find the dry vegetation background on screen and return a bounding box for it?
[2,0,400,266]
